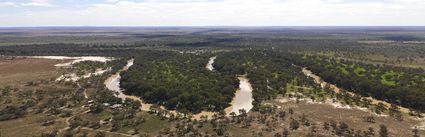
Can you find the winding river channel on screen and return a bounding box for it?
[302,67,410,113]
[225,76,254,115]
[22,55,425,129]
[103,56,254,119]
[17,56,425,129]
[32,56,409,117]
[31,56,255,119]
[206,56,254,115]
[104,59,153,111]
[206,56,217,71]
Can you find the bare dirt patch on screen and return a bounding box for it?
[0,58,68,86]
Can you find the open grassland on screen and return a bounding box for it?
[260,99,425,137]
[0,114,68,137]
[0,57,84,137]
[0,57,67,86]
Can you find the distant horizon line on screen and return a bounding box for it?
[1,25,425,28]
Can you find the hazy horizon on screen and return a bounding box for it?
[1,26,425,28]
[1,0,424,27]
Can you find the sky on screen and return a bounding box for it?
[0,0,424,26]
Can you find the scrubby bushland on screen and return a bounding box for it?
[294,55,425,111]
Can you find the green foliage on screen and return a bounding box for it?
[380,71,401,86]
[353,67,366,76]
[121,50,238,113]
[298,56,425,111]
[214,50,316,109]
[138,113,170,133]
[289,118,299,130]
[0,105,26,121]
[379,125,389,137]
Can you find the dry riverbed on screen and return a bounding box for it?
[103,57,255,120]
[302,67,425,130]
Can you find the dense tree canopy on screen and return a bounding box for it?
[295,56,425,111]
[120,51,238,113]
[214,50,318,110]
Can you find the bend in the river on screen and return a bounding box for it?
[206,56,254,115]
[104,59,153,112]
[224,76,254,115]
[104,57,255,119]
[302,67,410,113]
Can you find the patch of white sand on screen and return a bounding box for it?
[57,68,110,82]
[26,56,113,82]
[206,56,217,71]
[227,76,254,115]
[28,56,113,67]
[277,93,388,117]
[104,59,153,111]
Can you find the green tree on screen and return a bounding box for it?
[412,127,419,137]
[379,124,388,137]
[95,131,105,137]
[282,128,289,137]
[289,118,299,130]
[323,122,330,130]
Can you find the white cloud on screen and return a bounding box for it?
[21,0,55,7]
[105,0,121,3]
[0,2,18,7]
[1,0,424,26]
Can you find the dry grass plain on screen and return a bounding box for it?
[0,57,72,137]
[259,99,425,137]
[0,57,69,86]
[0,57,166,137]
[0,114,68,137]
